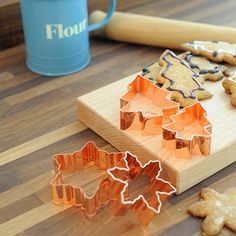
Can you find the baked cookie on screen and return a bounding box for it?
[141,61,161,82]
[158,50,212,107]
[224,65,236,77]
[188,188,236,236]
[222,76,236,107]
[181,52,227,82]
[181,41,236,65]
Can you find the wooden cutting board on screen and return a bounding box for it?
[77,72,236,194]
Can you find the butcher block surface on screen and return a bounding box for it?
[0,0,236,235]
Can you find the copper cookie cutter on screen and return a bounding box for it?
[108,152,176,225]
[162,102,212,158]
[120,75,212,158]
[51,141,126,217]
[120,75,179,135]
[51,142,176,224]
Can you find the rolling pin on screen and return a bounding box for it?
[89,11,236,50]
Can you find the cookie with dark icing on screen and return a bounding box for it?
[181,52,227,81]
[181,41,236,65]
[141,61,161,82]
[158,50,212,107]
[222,76,236,107]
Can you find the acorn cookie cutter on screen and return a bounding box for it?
[120,75,179,135]
[108,152,176,225]
[162,102,212,159]
[51,141,126,217]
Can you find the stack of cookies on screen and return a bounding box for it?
[141,41,236,108]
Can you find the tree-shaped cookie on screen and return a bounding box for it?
[181,52,227,82]
[188,188,236,235]
[157,50,212,107]
[182,41,236,65]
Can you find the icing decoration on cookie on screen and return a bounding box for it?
[181,41,236,65]
[183,52,227,81]
[157,50,212,107]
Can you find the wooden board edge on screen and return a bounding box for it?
[77,97,180,193]
[178,141,236,193]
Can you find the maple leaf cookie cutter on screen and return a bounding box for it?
[51,141,126,217]
[51,142,176,224]
[107,152,176,225]
[120,75,179,134]
[162,102,212,158]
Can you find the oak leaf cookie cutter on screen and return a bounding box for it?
[162,102,212,159]
[120,75,179,135]
[107,152,176,225]
[51,141,126,217]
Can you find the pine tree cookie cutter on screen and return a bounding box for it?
[108,152,176,225]
[162,102,212,159]
[51,141,126,217]
[120,75,212,158]
[120,75,179,135]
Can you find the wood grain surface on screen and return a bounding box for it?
[0,0,236,235]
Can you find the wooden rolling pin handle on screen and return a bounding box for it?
[89,10,236,50]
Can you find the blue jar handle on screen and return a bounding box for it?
[88,0,116,32]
